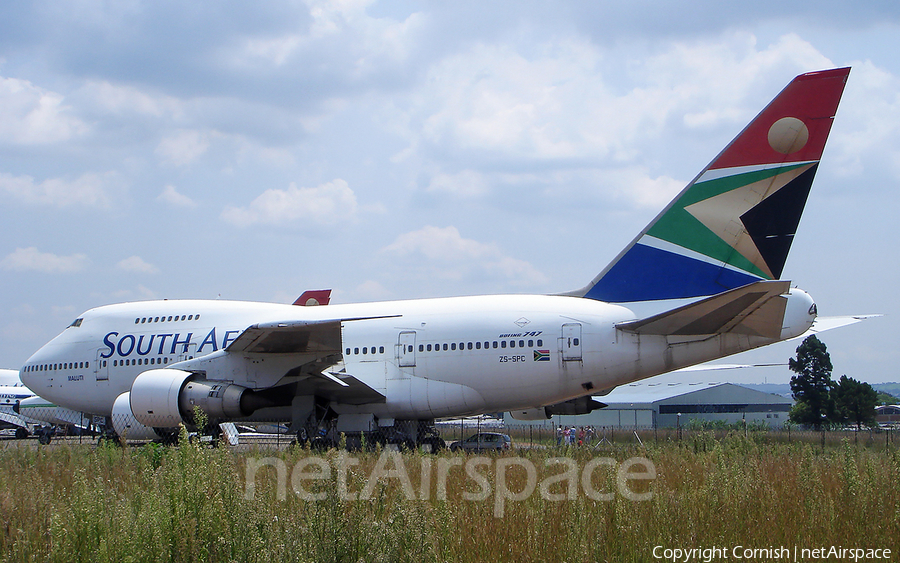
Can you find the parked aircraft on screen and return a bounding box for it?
[0,369,34,438]
[20,68,856,447]
[0,368,94,442]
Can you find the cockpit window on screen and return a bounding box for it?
[68,318,83,328]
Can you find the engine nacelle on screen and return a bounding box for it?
[129,369,251,428]
[545,396,606,416]
[112,392,165,441]
[509,407,550,421]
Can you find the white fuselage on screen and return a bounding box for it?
[19,292,814,422]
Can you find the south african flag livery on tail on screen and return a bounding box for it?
[575,68,849,303]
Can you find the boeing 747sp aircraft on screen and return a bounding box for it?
[21,68,853,447]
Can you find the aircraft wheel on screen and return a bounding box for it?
[38,433,51,445]
[422,436,446,453]
[15,427,28,440]
[310,436,331,451]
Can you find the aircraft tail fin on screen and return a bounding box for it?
[574,67,850,302]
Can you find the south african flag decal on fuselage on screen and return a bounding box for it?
[534,350,550,362]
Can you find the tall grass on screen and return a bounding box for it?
[0,434,897,562]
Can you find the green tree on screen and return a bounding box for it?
[788,335,835,429]
[832,375,878,429]
[875,391,899,406]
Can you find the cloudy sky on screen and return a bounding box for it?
[1,1,898,384]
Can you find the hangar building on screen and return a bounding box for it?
[505,382,793,429]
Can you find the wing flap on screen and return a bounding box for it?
[227,319,343,354]
[617,280,790,337]
[226,315,400,355]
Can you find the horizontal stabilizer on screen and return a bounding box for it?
[791,314,882,340]
[617,280,790,337]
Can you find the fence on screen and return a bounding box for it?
[4,414,898,452]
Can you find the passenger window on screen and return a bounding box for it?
[519,340,525,347]
[354,348,359,355]
[443,344,448,351]
[510,340,515,348]
[573,338,579,346]
[468,342,473,350]
[427,344,432,352]
[528,340,533,347]
[362,347,367,354]
[475,342,481,349]
[346,348,351,355]
[379,346,384,353]
[501,341,507,349]
[419,345,424,352]
[492,341,498,349]
[537,339,543,347]
[451,343,456,351]
[135,318,140,324]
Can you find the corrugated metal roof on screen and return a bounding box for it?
[599,382,792,406]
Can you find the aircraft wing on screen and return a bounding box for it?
[226,319,344,355]
[617,280,790,338]
[223,315,400,404]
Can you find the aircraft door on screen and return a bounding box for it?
[560,323,583,361]
[95,349,109,381]
[398,331,417,368]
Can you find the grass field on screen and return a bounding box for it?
[1,431,898,562]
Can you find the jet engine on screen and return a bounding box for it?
[128,369,251,428]
[545,396,606,416]
[112,391,166,441]
[509,407,551,421]
[509,396,607,421]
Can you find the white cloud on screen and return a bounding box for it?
[0,172,118,208]
[77,80,177,118]
[117,256,159,274]
[616,170,685,209]
[155,129,212,166]
[426,169,489,197]
[0,76,88,144]
[828,60,900,180]
[110,285,158,301]
[0,247,88,274]
[158,185,197,208]
[221,179,358,227]
[381,226,547,287]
